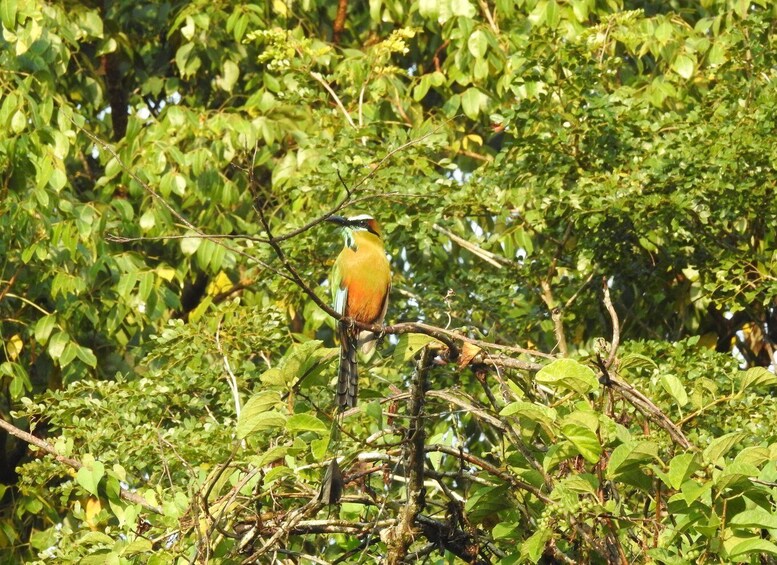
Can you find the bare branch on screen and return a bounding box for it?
[216,320,242,421]
[385,348,433,563]
[240,500,326,562]
[602,278,621,368]
[540,223,574,357]
[607,377,691,449]
[0,417,162,514]
[414,322,553,360]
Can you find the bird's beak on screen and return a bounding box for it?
[326,215,349,227]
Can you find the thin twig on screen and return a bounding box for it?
[216,319,242,421]
[310,71,356,129]
[240,500,325,562]
[540,224,574,357]
[425,444,550,503]
[432,224,510,269]
[382,389,507,432]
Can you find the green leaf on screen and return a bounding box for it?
[256,445,288,467]
[729,507,777,530]
[236,392,283,438]
[672,54,695,80]
[76,458,105,496]
[121,538,153,555]
[240,391,281,417]
[606,441,659,479]
[29,527,57,550]
[236,410,286,439]
[727,538,777,559]
[180,232,202,256]
[500,400,557,423]
[219,60,239,92]
[75,345,97,368]
[10,109,26,133]
[461,87,485,120]
[660,374,688,407]
[139,209,155,231]
[79,10,103,37]
[714,461,759,490]
[286,413,328,435]
[556,474,598,495]
[703,431,745,463]
[619,353,657,373]
[464,485,512,523]
[467,30,488,58]
[521,528,552,563]
[659,453,699,490]
[181,15,195,40]
[34,315,57,344]
[536,359,599,395]
[740,367,777,392]
[260,340,328,387]
[679,479,712,505]
[0,0,17,30]
[138,272,154,302]
[545,0,559,27]
[310,435,329,461]
[560,422,601,463]
[393,333,438,362]
[47,331,70,360]
[264,465,294,484]
[175,43,195,76]
[734,446,770,468]
[450,0,475,17]
[116,272,137,300]
[60,343,77,368]
[418,0,439,18]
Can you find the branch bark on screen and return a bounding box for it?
[0,416,162,514]
[384,348,433,564]
[332,0,348,43]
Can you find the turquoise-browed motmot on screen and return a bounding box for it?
[327,214,391,409]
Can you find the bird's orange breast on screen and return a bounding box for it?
[335,233,390,324]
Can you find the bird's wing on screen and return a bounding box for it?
[334,285,348,317]
[375,281,391,325]
[330,259,348,316]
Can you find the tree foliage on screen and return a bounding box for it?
[1,0,777,562]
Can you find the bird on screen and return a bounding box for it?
[327,214,391,409]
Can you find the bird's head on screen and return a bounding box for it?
[326,214,383,239]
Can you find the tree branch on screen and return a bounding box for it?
[425,444,550,503]
[602,278,621,369]
[0,417,162,514]
[385,348,433,563]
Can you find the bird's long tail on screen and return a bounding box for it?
[337,322,359,409]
